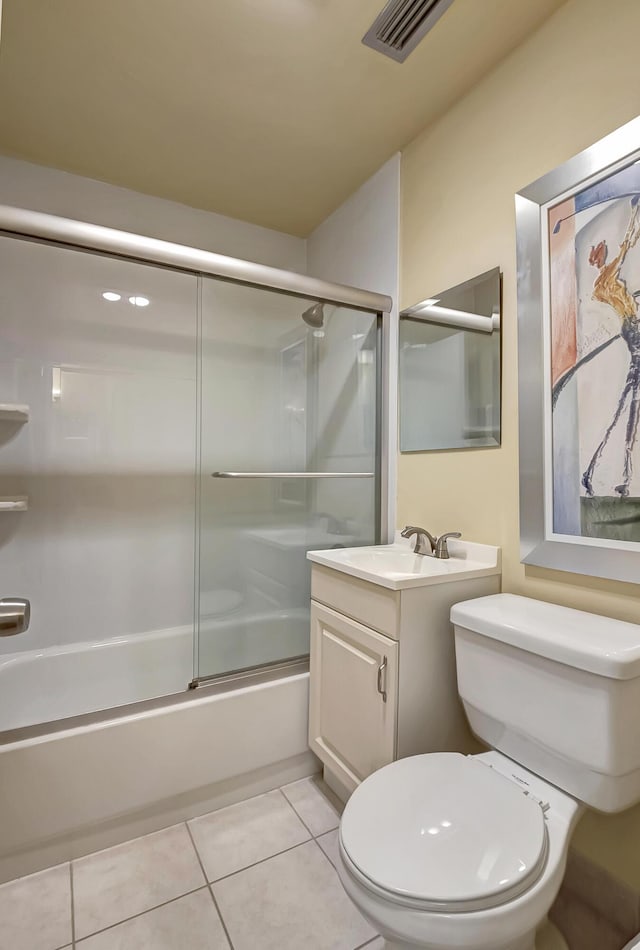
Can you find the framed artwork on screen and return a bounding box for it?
[516,115,640,582]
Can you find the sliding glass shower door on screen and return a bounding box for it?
[0,203,389,733]
[196,277,381,682]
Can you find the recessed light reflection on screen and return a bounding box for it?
[102,291,121,302]
[421,820,452,837]
[129,295,150,307]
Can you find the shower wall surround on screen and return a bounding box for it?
[0,237,198,659]
[306,153,400,538]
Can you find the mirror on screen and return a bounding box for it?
[399,267,502,452]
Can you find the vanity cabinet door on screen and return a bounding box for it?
[309,601,398,793]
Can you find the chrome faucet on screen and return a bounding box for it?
[400,525,437,556]
[400,526,462,559]
[433,531,462,560]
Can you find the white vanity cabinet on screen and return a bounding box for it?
[307,539,501,798]
[310,602,399,786]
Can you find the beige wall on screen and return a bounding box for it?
[399,0,640,889]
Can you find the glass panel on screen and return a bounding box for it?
[0,236,198,731]
[197,279,379,680]
[399,267,501,451]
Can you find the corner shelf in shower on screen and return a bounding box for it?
[0,404,29,423]
[0,497,28,512]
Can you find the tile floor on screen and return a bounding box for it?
[0,775,385,950]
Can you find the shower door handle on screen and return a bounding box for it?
[0,598,30,636]
[211,472,374,478]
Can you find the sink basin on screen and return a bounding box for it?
[307,537,501,590]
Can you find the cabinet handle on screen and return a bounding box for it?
[377,656,388,703]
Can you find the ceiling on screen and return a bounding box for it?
[0,0,566,236]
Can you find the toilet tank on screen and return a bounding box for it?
[450,594,640,812]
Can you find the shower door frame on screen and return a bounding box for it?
[0,203,393,697]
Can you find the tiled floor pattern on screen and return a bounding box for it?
[0,776,385,950]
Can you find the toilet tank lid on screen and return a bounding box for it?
[451,594,640,680]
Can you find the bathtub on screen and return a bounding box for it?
[0,607,310,732]
[0,614,314,884]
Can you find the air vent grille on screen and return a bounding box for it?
[362,0,455,63]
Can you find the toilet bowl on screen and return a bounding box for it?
[337,751,580,950]
[334,593,640,950]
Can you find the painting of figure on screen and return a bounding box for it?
[549,162,640,543]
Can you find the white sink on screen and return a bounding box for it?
[307,535,501,590]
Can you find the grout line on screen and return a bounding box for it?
[312,834,338,870]
[184,822,235,950]
[211,838,312,885]
[207,884,235,950]
[311,841,381,950]
[182,820,209,888]
[72,884,209,944]
[185,814,311,884]
[69,861,76,950]
[280,780,341,835]
[278,782,341,840]
[310,774,345,818]
[277,785,317,839]
[311,835,335,868]
[68,786,340,948]
[309,835,380,950]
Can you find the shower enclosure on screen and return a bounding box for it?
[0,206,390,735]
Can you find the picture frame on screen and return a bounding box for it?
[516,115,640,583]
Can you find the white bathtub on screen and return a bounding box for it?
[0,612,314,884]
[0,607,310,732]
[0,667,314,884]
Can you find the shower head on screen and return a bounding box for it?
[301,302,325,329]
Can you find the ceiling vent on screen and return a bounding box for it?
[362,0,455,63]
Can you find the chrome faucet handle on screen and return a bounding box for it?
[434,532,462,559]
[400,525,437,556]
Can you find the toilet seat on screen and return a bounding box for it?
[340,753,549,914]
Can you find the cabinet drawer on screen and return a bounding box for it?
[309,602,398,792]
[310,565,399,639]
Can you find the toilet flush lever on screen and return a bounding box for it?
[377,656,388,703]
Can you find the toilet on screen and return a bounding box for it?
[336,593,640,950]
